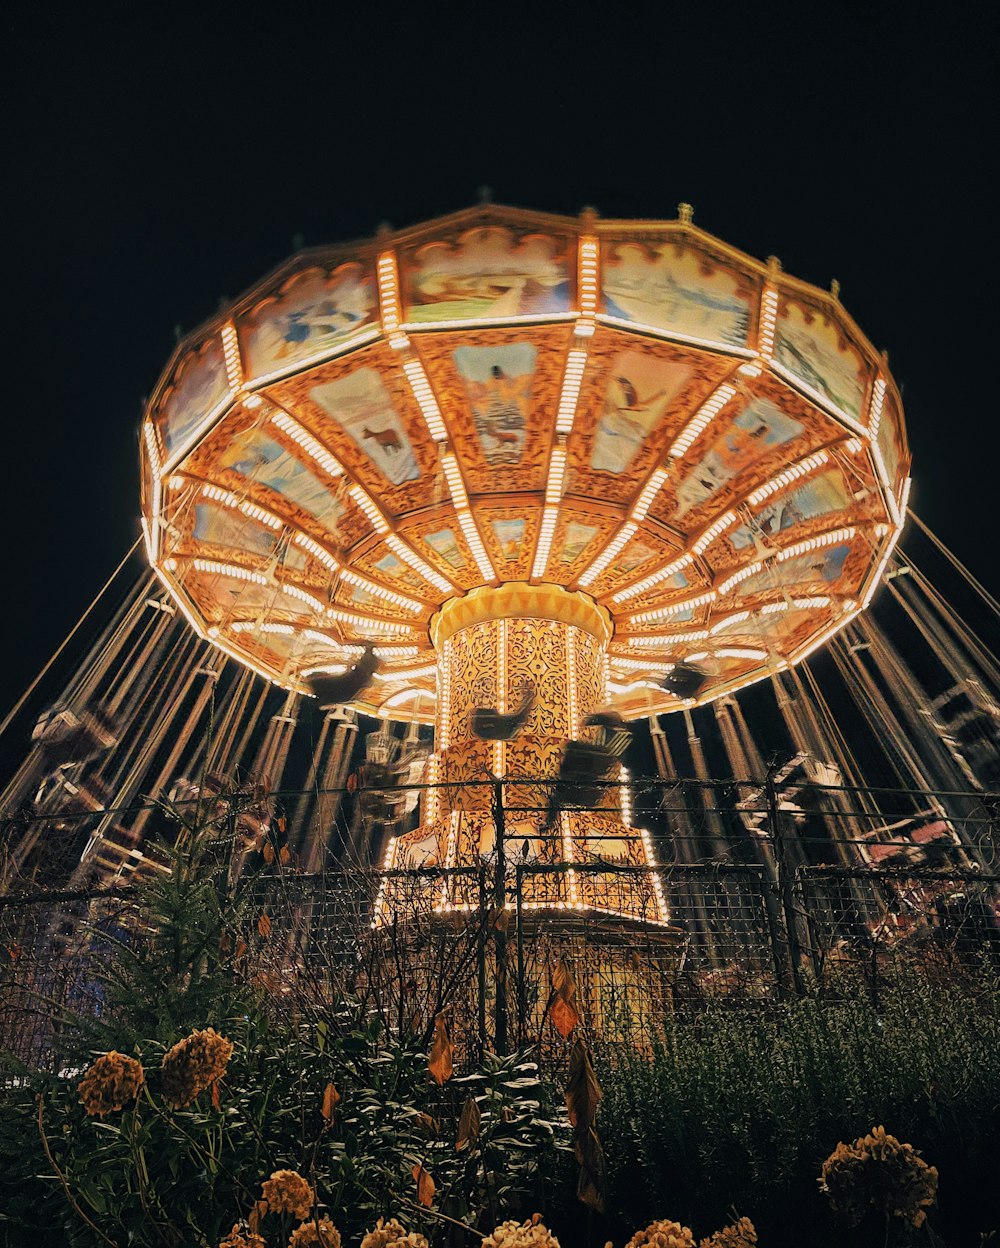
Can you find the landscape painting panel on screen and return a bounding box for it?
[453,341,536,464]
[158,341,230,459]
[310,367,420,485]
[775,301,868,422]
[591,351,692,474]
[218,427,344,531]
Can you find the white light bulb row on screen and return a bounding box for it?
[425,752,441,822]
[283,583,328,614]
[193,558,268,585]
[544,447,567,505]
[567,627,579,737]
[578,237,599,316]
[715,646,768,660]
[231,620,296,635]
[385,534,454,595]
[402,358,447,441]
[458,511,497,582]
[293,532,339,573]
[612,552,694,603]
[340,568,424,613]
[325,604,413,635]
[438,638,453,750]
[619,765,633,825]
[271,412,344,478]
[669,383,737,458]
[531,507,559,579]
[626,629,710,648]
[559,812,580,905]
[627,589,718,625]
[143,422,163,561]
[709,610,751,633]
[377,251,407,347]
[716,561,763,595]
[610,655,677,673]
[578,523,636,587]
[868,377,887,439]
[631,466,670,522]
[758,285,779,358]
[556,350,588,434]
[221,322,243,391]
[747,450,829,506]
[844,437,863,455]
[201,484,283,530]
[775,526,856,562]
[692,510,738,555]
[637,824,669,922]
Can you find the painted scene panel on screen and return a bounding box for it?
[557,521,600,565]
[775,301,868,423]
[877,391,905,494]
[158,340,231,459]
[193,502,280,560]
[218,427,344,532]
[675,398,805,519]
[603,242,753,346]
[591,351,693,474]
[733,542,852,599]
[730,470,852,549]
[405,227,571,323]
[453,341,536,464]
[309,367,420,486]
[242,265,377,379]
[423,527,465,569]
[490,518,526,563]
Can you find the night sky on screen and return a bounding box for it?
[2,3,996,723]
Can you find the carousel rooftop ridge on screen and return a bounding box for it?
[139,203,910,719]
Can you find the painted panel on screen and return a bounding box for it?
[192,502,280,560]
[775,299,868,423]
[877,391,905,495]
[675,398,805,520]
[490,518,527,563]
[733,542,852,599]
[404,227,571,322]
[602,242,753,346]
[423,527,465,569]
[557,521,600,565]
[309,366,420,485]
[591,351,693,474]
[242,264,377,378]
[730,470,852,549]
[157,340,230,459]
[453,341,536,464]
[608,536,664,580]
[217,427,344,531]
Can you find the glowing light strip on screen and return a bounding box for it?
[560,812,580,904]
[669,384,737,458]
[717,562,764,595]
[425,752,441,823]
[143,422,162,562]
[709,611,751,633]
[231,621,296,635]
[402,358,447,441]
[578,523,636,587]
[769,362,869,437]
[221,322,242,390]
[374,663,438,681]
[715,646,768,660]
[567,627,579,737]
[340,569,424,612]
[631,467,670,522]
[545,447,567,505]
[627,590,717,625]
[870,441,902,526]
[302,630,364,653]
[861,521,905,609]
[281,583,327,613]
[775,527,856,562]
[385,535,455,594]
[625,629,710,647]
[868,377,887,438]
[401,312,572,332]
[441,452,496,581]
[555,350,588,435]
[531,506,559,580]
[348,485,390,534]
[845,437,863,455]
[193,558,268,585]
[611,656,677,673]
[380,689,435,711]
[619,765,632,825]
[494,618,507,776]
[439,638,453,750]
[609,678,667,694]
[377,250,407,347]
[200,484,283,530]
[637,825,669,922]
[270,412,344,478]
[758,285,779,358]
[575,236,598,338]
[325,605,413,635]
[601,650,611,701]
[294,533,339,573]
[371,834,399,929]
[746,450,829,506]
[692,510,738,555]
[612,552,694,603]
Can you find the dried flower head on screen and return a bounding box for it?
[820,1125,938,1228]
[219,1227,264,1248]
[161,1027,233,1108]
[77,1051,144,1117]
[289,1217,342,1248]
[360,1220,429,1248]
[482,1216,561,1248]
[699,1217,757,1248]
[625,1220,696,1248]
[262,1169,315,1219]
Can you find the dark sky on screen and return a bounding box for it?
[2,2,996,720]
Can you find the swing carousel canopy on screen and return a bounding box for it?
[139,205,910,722]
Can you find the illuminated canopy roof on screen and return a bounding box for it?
[140,205,910,721]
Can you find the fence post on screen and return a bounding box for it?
[491,775,509,1055]
[767,768,805,996]
[515,862,526,1047]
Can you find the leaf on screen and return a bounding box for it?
[413,1162,436,1207]
[574,1126,607,1212]
[248,1201,267,1234]
[456,1095,481,1151]
[321,1082,340,1123]
[262,840,275,864]
[428,1012,453,1085]
[234,938,247,962]
[565,1038,601,1130]
[257,912,272,938]
[279,844,291,865]
[211,1081,221,1110]
[548,959,581,1039]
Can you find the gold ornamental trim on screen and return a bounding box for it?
[431,582,613,647]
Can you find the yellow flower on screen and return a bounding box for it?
[625,1219,696,1248]
[289,1217,342,1247]
[360,1218,430,1248]
[699,1217,757,1248]
[820,1125,938,1228]
[77,1051,144,1117]
[482,1217,561,1248]
[219,1226,264,1248]
[262,1169,315,1219]
[161,1027,233,1108]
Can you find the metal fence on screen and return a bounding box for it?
[2,775,999,1070]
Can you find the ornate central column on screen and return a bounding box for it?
[380,583,669,924]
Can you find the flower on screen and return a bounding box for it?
[819,1125,938,1228]
[482,1216,561,1248]
[360,1218,430,1248]
[161,1027,233,1108]
[625,1220,696,1248]
[262,1169,315,1219]
[699,1217,757,1248]
[77,1051,144,1117]
[289,1217,342,1247]
[219,1227,264,1248]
